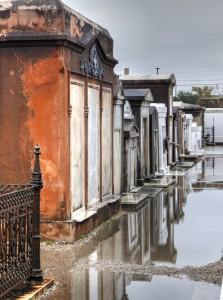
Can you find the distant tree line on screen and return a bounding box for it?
[173,86,215,104]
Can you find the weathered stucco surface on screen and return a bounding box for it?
[22,49,69,221]
[0,48,32,183]
[0,47,70,221]
[0,3,63,34]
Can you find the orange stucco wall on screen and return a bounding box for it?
[0,47,70,221]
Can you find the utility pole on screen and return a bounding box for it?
[175,85,177,97]
[156,67,160,74]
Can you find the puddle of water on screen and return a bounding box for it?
[69,264,221,300]
[42,157,223,300]
[173,189,223,267]
[126,276,221,300]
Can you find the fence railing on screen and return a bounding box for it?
[0,145,43,298]
[204,127,215,145]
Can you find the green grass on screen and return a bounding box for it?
[45,240,53,246]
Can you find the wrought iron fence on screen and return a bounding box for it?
[0,145,43,298]
[204,127,215,145]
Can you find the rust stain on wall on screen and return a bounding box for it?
[22,51,69,220]
[0,48,32,183]
[24,56,63,88]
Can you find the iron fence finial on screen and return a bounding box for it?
[31,144,43,190]
[31,144,43,281]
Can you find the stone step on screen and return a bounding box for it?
[74,210,97,223]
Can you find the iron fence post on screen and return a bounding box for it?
[30,144,43,281]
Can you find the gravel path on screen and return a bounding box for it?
[74,257,223,286]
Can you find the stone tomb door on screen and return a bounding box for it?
[88,85,100,207]
[130,145,137,190]
[142,118,149,177]
[101,88,112,198]
[154,130,159,174]
[70,81,85,218]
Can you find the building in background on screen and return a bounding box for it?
[199,96,223,144]
[173,102,205,155]
[120,72,176,166]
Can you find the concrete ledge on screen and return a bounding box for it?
[167,169,188,176]
[107,195,121,204]
[176,161,194,168]
[74,210,97,222]
[121,193,148,206]
[131,186,142,193]
[144,178,175,188]
[140,187,163,198]
[180,154,203,162]
[40,196,121,242]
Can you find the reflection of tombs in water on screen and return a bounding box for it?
[72,266,127,300]
[123,203,153,286]
[125,273,153,287]
[192,157,223,189]
[151,239,177,264]
[204,157,215,168]
[150,191,177,264]
[173,188,185,224]
[123,100,140,192]
[71,186,189,299]
[71,219,126,300]
[123,204,151,267]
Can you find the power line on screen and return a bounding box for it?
[115,32,223,43]
[176,83,223,86]
[177,79,223,82]
[116,42,223,49]
[116,63,223,69]
[174,70,223,75]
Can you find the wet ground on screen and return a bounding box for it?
[40,150,223,300]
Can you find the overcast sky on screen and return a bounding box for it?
[62,0,223,94]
